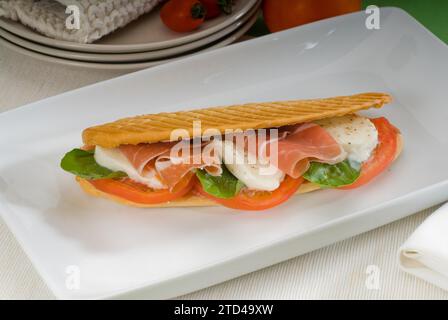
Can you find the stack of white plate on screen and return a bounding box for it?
[0,0,260,71]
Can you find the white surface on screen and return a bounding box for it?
[2,206,448,300]
[0,2,260,62]
[0,8,447,300]
[399,202,448,291]
[0,0,258,52]
[0,11,258,71]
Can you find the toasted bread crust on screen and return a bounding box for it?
[82,93,392,148]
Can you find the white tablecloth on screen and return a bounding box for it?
[1,44,448,300]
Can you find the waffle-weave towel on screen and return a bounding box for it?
[0,0,162,43]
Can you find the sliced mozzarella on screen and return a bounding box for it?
[94,146,166,189]
[212,139,285,192]
[315,115,378,163]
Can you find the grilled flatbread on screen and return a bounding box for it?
[83,93,392,148]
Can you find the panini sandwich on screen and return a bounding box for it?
[61,93,402,211]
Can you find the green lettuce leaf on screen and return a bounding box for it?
[60,148,127,180]
[196,165,244,199]
[303,160,361,188]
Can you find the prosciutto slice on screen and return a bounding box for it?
[119,140,221,189]
[260,123,343,178]
[120,142,176,173]
[118,123,343,188]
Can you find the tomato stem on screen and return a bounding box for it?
[191,2,206,20]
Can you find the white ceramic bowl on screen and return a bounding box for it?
[0,11,259,71]
[0,0,259,53]
[0,2,260,63]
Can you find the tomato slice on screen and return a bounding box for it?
[89,174,195,205]
[340,117,399,190]
[194,176,304,211]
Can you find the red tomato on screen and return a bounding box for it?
[194,176,304,211]
[340,117,399,190]
[161,0,206,33]
[263,0,361,33]
[89,174,195,205]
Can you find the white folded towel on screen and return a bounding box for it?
[399,202,448,291]
[0,0,162,43]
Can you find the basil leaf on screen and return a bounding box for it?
[303,160,361,188]
[196,165,244,199]
[60,148,127,180]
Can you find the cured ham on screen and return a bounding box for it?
[118,123,343,188]
[120,142,175,173]
[119,141,221,189]
[260,123,343,178]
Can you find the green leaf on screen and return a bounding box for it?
[303,160,361,188]
[60,148,127,180]
[196,165,244,199]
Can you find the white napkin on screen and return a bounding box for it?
[0,0,162,43]
[399,202,448,291]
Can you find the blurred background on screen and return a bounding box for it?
[251,0,448,44]
[1,0,446,71]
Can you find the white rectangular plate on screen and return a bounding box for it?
[1,8,448,299]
